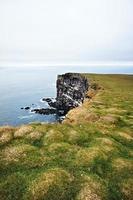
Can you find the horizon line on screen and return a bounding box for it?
[0,61,133,67]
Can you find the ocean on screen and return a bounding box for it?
[0,66,87,126]
[0,66,132,126]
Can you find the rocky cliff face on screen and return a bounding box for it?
[56,73,89,115]
[22,73,89,117]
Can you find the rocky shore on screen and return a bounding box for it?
[1,74,133,200]
[22,73,89,118]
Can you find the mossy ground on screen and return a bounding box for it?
[0,74,133,200]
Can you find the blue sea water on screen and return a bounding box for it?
[0,66,86,126]
[0,67,57,126]
[0,66,132,126]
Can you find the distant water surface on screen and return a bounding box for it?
[0,66,89,126]
[0,67,58,125]
[0,66,132,126]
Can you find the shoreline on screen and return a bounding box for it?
[0,74,133,200]
[0,73,133,127]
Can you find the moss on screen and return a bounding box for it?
[0,173,27,200]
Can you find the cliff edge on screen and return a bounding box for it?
[56,73,89,115]
[0,74,133,200]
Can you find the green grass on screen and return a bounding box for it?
[0,74,133,200]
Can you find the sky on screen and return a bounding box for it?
[0,0,133,68]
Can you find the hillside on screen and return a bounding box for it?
[0,74,133,200]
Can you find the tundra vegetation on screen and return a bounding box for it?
[0,74,133,200]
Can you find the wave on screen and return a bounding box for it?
[18,115,34,119]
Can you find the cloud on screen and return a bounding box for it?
[0,0,133,65]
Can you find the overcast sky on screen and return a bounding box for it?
[0,0,133,66]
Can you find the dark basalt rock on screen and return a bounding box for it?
[42,98,57,108]
[48,101,57,108]
[21,106,30,110]
[42,98,52,103]
[25,107,30,110]
[56,73,89,115]
[31,108,56,115]
[22,73,89,118]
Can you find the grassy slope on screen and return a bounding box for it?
[0,74,133,200]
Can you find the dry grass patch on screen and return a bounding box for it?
[92,100,104,105]
[43,129,64,145]
[95,137,113,146]
[86,89,96,99]
[63,107,88,124]
[0,126,15,146]
[74,147,107,167]
[105,107,120,113]
[129,150,133,157]
[14,125,33,138]
[117,132,133,141]
[112,158,133,172]
[65,130,80,143]
[100,114,119,124]
[105,107,126,115]
[0,131,13,146]
[26,168,73,200]
[84,113,99,122]
[48,142,78,155]
[77,184,101,200]
[0,126,15,133]
[25,131,43,141]
[121,178,133,200]
[76,175,107,200]
[1,144,36,164]
[94,137,118,154]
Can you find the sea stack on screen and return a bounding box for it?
[56,73,89,115]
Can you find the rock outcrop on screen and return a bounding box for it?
[31,108,56,115]
[42,98,57,108]
[56,73,89,115]
[22,73,89,117]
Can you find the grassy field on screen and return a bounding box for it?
[0,74,133,200]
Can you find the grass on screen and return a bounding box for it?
[0,74,133,200]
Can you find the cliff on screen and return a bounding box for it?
[56,73,89,115]
[0,74,133,200]
[28,73,89,116]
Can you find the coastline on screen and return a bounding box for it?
[0,74,133,200]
